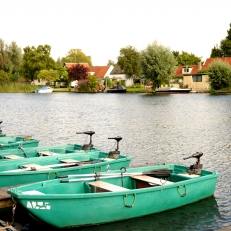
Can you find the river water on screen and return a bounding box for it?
[0,92,231,231]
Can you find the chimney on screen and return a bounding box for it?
[198,62,202,70]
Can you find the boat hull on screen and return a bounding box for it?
[8,164,219,228]
[0,143,98,160]
[0,151,132,187]
[0,136,39,150]
[155,87,191,94]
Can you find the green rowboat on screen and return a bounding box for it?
[0,136,39,150]
[0,133,124,162]
[0,149,132,187]
[8,154,219,228]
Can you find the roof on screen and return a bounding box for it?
[174,65,199,76]
[110,64,124,75]
[202,57,231,69]
[88,66,111,78]
[64,63,89,68]
[64,63,111,78]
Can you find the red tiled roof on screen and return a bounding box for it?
[89,66,111,78]
[202,57,231,69]
[174,65,199,76]
[64,63,110,78]
[64,63,89,68]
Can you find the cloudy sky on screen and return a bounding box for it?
[1,0,231,65]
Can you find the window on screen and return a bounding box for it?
[192,75,202,82]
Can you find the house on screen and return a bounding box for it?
[63,63,114,87]
[181,57,231,91]
[110,64,133,86]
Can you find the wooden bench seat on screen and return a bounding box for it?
[38,151,60,156]
[4,155,23,159]
[89,181,129,193]
[131,175,173,188]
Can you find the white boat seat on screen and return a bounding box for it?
[22,190,44,195]
[60,159,80,163]
[21,164,51,170]
[100,158,115,161]
[38,151,60,156]
[177,173,200,178]
[89,181,129,192]
[4,155,23,159]
[131,175,173,186]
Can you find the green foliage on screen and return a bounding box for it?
[21,45,55,81]
[174,51,201,65]
[104,77,112,88]
[107,60,116,66]
[140,41,177,90]
[88,75,97,91]
[210,23,231,57]
[0,39,22,75]
[207,60,231,89]
[38,70,59,83]
[62,49,92,66]
[0,70,9,81]
[117,46,141,79]
[9,73,20,82]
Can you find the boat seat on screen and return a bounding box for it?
[22,190,44,195]
[21,164,51,171]
[100,158,115,161]
[4,155,23,159]
[177,173,200,178]
[89,181,129,193]
[131,175,173,189]
[60,159,80,164]
[38,151,60,156]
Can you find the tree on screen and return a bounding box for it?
[117,46,141,79]
[210,23,231,57]
[37,70,59,84]
[5,41,22,74]
[62,49,92,66]
[0,39,7,71]
[207,60,231,89]
[140,41,177,90]
[21,45,55,81]
[88,75,97,91]
[107,60,116,66]
[174,51,201,66]
[67,64,89,82]
[210,45,223,58]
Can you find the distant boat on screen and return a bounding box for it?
[35,86,53,93]
[106,85,127,93]
[155,87,191,94]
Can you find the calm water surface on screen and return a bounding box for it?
[0,92,231,231]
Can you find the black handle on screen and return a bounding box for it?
[108,136,122,151]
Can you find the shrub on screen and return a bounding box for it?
[207,60,231,90]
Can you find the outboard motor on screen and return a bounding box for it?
[108,136,122,159]
[76,131,95,150]
[183,152,203,175]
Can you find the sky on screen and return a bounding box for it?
[1,0,231,65]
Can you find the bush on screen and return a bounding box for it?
[207,60,231,89]
[0,70,9,81]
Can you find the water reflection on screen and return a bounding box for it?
[0,93,231,230]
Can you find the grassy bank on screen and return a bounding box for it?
[0,82,38,93]
[0,82,147,93]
